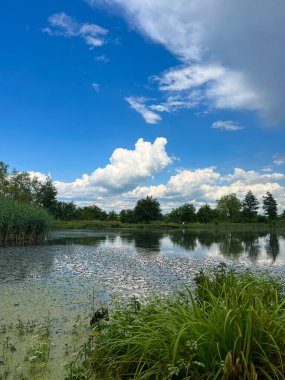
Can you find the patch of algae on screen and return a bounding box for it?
[0,279,97,380]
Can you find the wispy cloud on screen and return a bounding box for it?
[261,166,272,173]
[90,0,285,125]
[212,120,244,131]
[126,97,161,124]
[273,153,285,165]
[43,12,108,48]
[95,54,109,62]
[92,82,100,92]
[155,64,262,113]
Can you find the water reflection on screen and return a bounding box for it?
[0,229,285,283]
[266,233,280,262]
[0,245,58,281]
[49,229,284,263]
[169,231,197,251]
[127,230,161,251]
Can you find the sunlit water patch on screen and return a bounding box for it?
[1,228,285,378]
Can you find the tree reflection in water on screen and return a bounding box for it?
[121,231,161,252]
[1,229,283,282]
[169,231,197,251]
[266,233,280,263]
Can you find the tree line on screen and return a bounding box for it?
[0,161,284,223]
[117,192,283,224]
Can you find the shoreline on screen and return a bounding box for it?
[52,219,285,231]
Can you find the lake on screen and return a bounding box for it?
[1,228,285,378]
[1,228,285,297]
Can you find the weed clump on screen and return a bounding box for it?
[68,265,285,379]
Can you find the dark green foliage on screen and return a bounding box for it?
[6,170,36,203]
[0,197,52,244]
[52,201,77,220]
[119,209,136,223]
[107,210,119,221]
[0,161,10,197]
[242,191,259,221]
[197,204,216,223]
[134,196,162,223]
[263,191,278,220]
[33,177,57,210]
[0,162,39,203]
[74,205,108,221]
[0,162,57,213]
[168,203,196,223]
[217,193,242,222]
[72,268,285,379]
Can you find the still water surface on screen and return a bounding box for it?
[1,229,285,378]
[1,228,285,290]
[1,228,285,323]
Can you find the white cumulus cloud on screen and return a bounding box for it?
[31,139,285,212]
[125,167,285,212]
[55,137,172,199]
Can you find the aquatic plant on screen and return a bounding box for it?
[0,314,88,380]
[71,267,285,379]
[0,197,52,244]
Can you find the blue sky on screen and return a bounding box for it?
[1,0,285,211]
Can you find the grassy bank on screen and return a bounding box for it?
[1,267,285,379]
[0,197,52,244]
[68,267,285,379]
[52,219,285,231]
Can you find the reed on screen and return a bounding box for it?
[0,197,52,244]
[72,266,285,379]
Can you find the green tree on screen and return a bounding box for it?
[7,170,34,202]
[34,177,57,211]
[0,161,9,197]
[216,193,242,222]
[197,204,216,223]
[134,196,162,223]
[119,209,136,223]
[169,203,196,223]
[52,201,77,220]
[108,210,119,221]
[0,162,57,207]
[242,191,259,221]
[75,205,108,221]
[263,191,278,220]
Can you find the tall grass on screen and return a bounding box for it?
[0,197,52,244]
[70,266,285,379]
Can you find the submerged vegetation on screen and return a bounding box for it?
[0,197,52,244]
[2,266,285,379]
[67,267,285,379]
